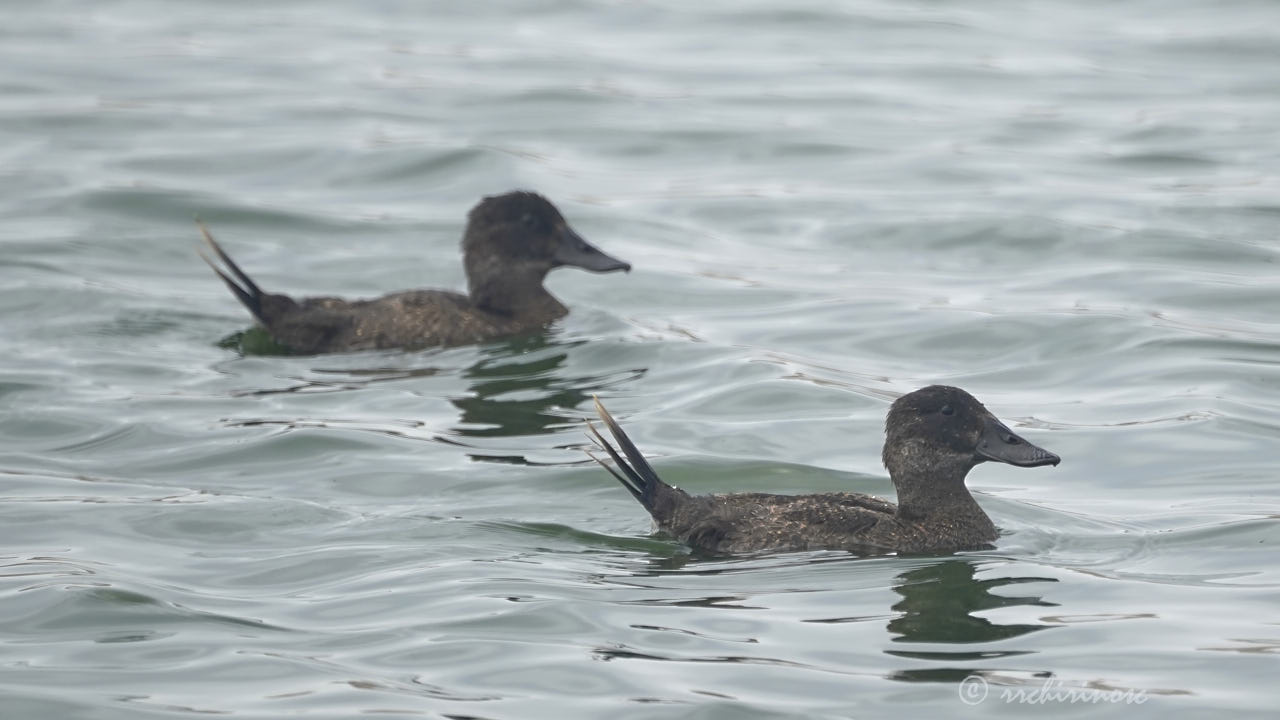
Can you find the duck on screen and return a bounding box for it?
[586,385,1060,555]
[199,191,631,354]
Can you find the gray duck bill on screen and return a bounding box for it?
[554,227,631,273]
[975,415,1060,467]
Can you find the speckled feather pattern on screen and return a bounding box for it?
[201,191,626,354]
[652,489,994,556]
[590,386,1055,556]
[255,289,566,354]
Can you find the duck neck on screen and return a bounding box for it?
[466,261,566,321]
[887,450,992,529]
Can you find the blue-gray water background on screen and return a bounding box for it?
[1,1,1278,718]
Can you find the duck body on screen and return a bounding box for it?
[588,385,1059,556]
[641,489,993,555]
[200,191,630,354]
[232,287,567,354]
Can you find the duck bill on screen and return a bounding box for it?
[975,415,1060,468]
[553,226,631,273]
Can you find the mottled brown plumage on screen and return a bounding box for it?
[587,386,1060,555]
[199,191,630,354]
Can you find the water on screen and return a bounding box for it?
[2,1,1278,717]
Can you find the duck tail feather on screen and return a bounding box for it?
[586,420,646,503]
[589,396,668,510]
[585,446,643,503]
[197,223,268,324]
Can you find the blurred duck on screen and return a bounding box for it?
[200,191,630,354]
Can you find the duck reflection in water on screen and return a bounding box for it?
[222,331,644,466]
[450,333,644,464]
[883,559,1058,683]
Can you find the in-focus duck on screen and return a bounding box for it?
[587,385,1060,555]
[199,191,630,354]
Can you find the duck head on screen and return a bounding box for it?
[882,385,1059,518]
[463,191,630,315]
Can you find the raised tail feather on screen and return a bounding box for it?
[196,223,270,326]
[586,396,667,511]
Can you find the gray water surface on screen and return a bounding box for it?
[2,1,1278,718]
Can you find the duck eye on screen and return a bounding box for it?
[940,404,954,416]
